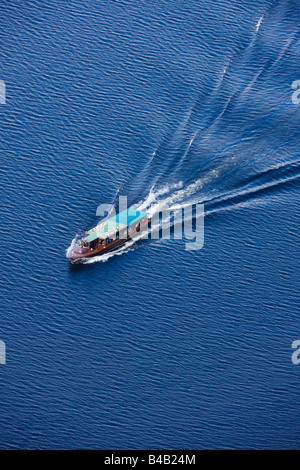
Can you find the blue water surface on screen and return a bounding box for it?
[0,0,299,449]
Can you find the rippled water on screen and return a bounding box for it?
[0,0,299,449]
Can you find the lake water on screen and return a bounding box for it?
[0,0,299,449]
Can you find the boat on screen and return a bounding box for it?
[67,208,150,262]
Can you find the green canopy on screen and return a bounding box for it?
[83,209,148,243]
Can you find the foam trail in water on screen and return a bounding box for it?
[135,167,221,217]
[256,15,264,33]
[135,181,183,212]
[66,235,80,258]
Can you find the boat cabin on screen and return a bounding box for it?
[80,209,149,253]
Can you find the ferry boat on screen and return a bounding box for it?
[67,208,150,262]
